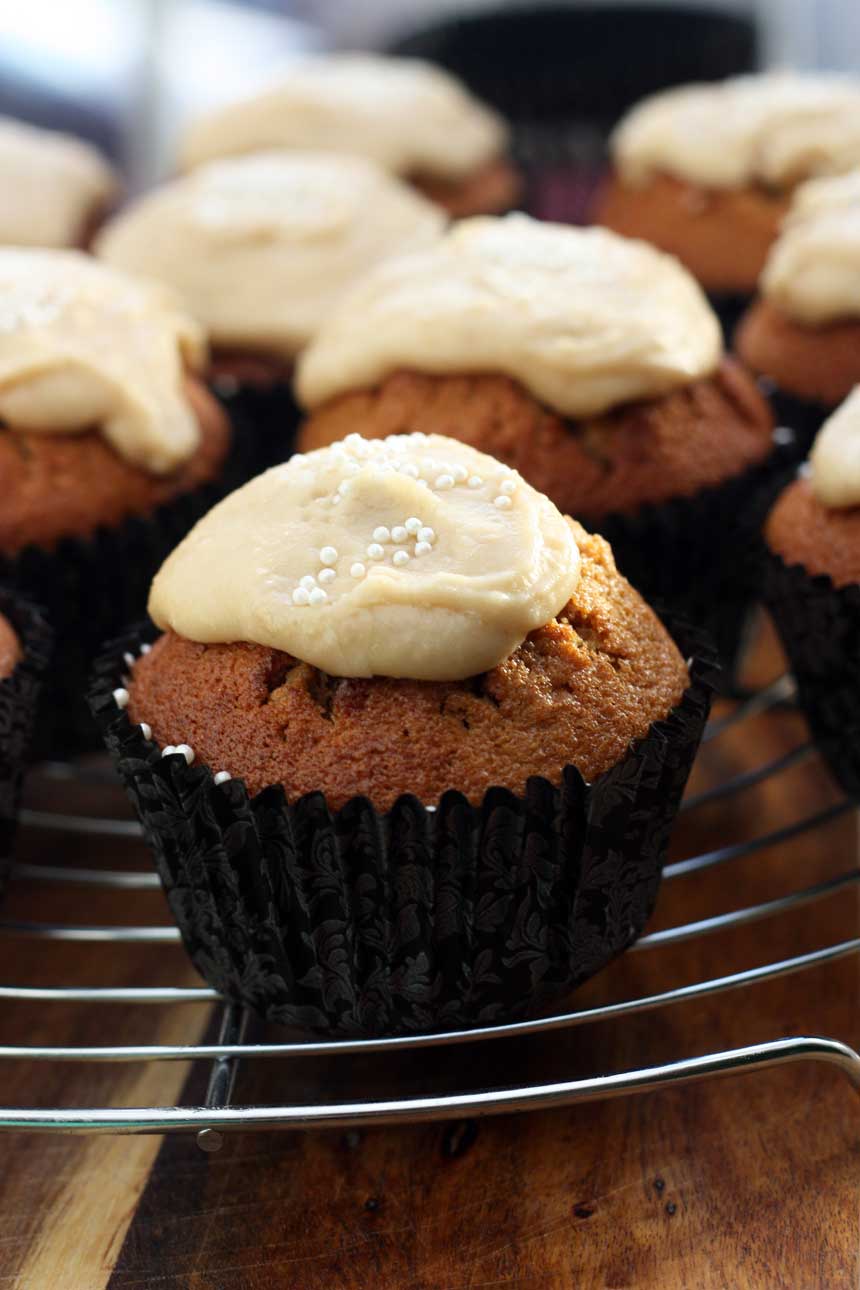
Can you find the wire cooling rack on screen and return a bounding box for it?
[1,673,858,1153]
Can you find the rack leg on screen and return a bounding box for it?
[197,1003,250,1154]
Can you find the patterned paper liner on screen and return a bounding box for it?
[0,588,52,894]
[0,449,238,758]
[763,549,860,800]
[90,619,715,1037]
[211,378,301,484]
[586,432,799,679]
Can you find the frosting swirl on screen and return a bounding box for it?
[810,385,860,509]
[612,73,860,191]
[149,433,581,681]
[179,53,507,182]
[0,250,205,474]
[761,169,860,324]
[296,214,722,416]
[0,116,116,247]
[96,153,445,359]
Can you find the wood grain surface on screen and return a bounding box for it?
[1,618,858,1290]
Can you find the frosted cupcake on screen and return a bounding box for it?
[764,388,860,798]
[91,432,712,1033]
[178,53,519,218]
[295,214,782,665]
[0,250,231,751]
[96,152,445,475]
[736,169,860,448]
[595,73,860,329]
[0,116,116,247]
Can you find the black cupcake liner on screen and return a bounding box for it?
[708,291,753,345]
[764,386,833,457]
[585,432,800,680]
[0,588,52,894]
[211,378,301,484]
[763,549,860,800]
[89,618,715,1036]
[0,455,237,758]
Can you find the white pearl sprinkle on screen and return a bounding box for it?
[494,495,512,509]
[435,474,454,490]
[123,652,135,669]
[139,722,152,741]
[372,526,390,543]
[417,526,435,544]
[414,541,432,557]
[299,574,317,590]
[320,546,338,566]
[367,543,384,560]
[391,525,408,543]
[176,744,195,765]
[350,562,366,579]
[213,770,232,786]
[401,462,419,477]
[405,517,422,534]
[318,567,336,584]
[452,464,468,482]
[113,687,129,709]
[162,745,176,758]
[292,587,311,606]
[467,475,483,489]
[308,587,327,605]
[500,478,516,494]
[140,643,152,654]
[392,549,410,566]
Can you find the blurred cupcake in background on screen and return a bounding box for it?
[91,432,713,1034]
[594,72,860,332]
[0,116,117,248]
[0,249,231,753]
[295,213,782,666]
[178,53,520,218]
[96,152,446,476]
[0,587,51,897]
[763,387,860,800]
[736,169,860,449]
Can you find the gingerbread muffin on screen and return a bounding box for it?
[763,387,860,799]
[92,433,712,1034]
[0,116,117,248]
[178,53,519,218]
[0,249,231,751]
[0,589,51,896]
[96,152,445,477]
[736,169,860,448]
[295,214,782,666]
[594,73,860,330]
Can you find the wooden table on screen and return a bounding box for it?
[1,621,858,1290]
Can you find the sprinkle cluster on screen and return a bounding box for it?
[288,433,518,609]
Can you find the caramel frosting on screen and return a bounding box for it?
[179,53,507,182]
[761,169,860,324]
[0,116,116,247]
[149,432,581,681]
[96,153,446,359]
[612,72,860,191]
[0,250,205,474]
[296,214,722,416]
[810,385,860,509]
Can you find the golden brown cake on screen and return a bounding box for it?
[413,155,520,217]
[765,475,860,586]
[0,613,20,681]
[299,359,772,520]
[736,301,860,406]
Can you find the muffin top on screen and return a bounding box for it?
[96,153,445,361]
[0,116,116,247]
[0,613,21,682]
[179,53,507,183]
[761,169,860,325]
[295,214,722,417]
[611,72,860,191]
[149,432,581,682]
[0,249,205,473]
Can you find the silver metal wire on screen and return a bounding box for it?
[0,675,857,1142]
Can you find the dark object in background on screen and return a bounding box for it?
[391,4,759,224]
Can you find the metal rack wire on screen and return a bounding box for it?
[1,678,858,1150]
